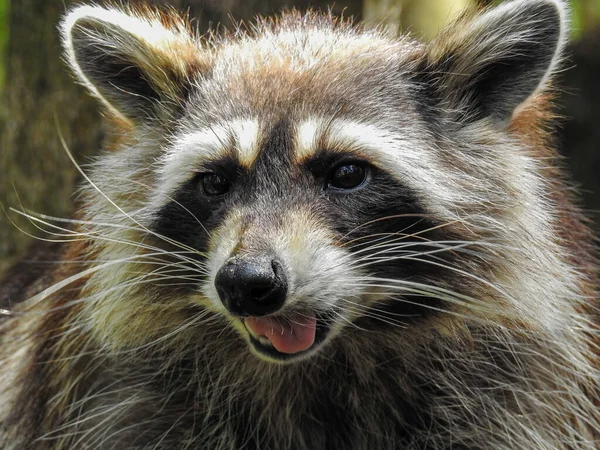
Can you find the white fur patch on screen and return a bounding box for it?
[233,119,261,166]
[294,117,459,220]
[294,118,321,161]
[155,119,260,208]
[62,6,185,48]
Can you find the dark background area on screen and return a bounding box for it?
[0,0,598,275]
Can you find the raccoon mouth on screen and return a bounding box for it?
[243,313,331,361]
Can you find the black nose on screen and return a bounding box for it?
[215,256,287,317]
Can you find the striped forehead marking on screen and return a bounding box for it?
[295,118,322,161]
[292,117,458,219]
[293,116,413,164]
[167,118,260,166]
[156,118,260,204]
[233,119,261,167]
[293,117,424,172]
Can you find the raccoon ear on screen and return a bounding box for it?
[421,0,567,125]
[61,5,203,124]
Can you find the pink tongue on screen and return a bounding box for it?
[245,314,317,354]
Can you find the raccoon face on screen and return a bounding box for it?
[62,1,566,362]
[158,119,438,361]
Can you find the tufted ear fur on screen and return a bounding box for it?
[421,0,567,125]
[61,5,204,124]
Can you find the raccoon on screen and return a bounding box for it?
[1,0,598,448]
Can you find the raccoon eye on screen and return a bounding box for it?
[328,163,367,190]
[201,173,231,196]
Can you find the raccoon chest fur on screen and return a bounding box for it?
[1,0,599,449]
[26,328,528,450]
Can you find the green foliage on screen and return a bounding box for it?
[570,0,585,39]
[0,0,8,92]
[491,0,600,40]
[570,0,600,39]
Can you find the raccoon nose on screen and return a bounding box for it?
[215,256,287,317]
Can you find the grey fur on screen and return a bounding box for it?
[1,1,598,449]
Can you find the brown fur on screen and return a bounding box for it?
[1,2,599,449]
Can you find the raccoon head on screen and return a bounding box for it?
[61,0,567,362]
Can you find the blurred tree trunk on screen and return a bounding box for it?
[0,0,361,275]
[0,0,8,90]
[0,0,102,274]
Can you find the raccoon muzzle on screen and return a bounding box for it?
[215,255,287,317]
[215,255,320,355]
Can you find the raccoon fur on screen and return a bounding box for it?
[1,0,599,449]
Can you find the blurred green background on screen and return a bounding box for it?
[0,0,599,275]
[0,0,7,92]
